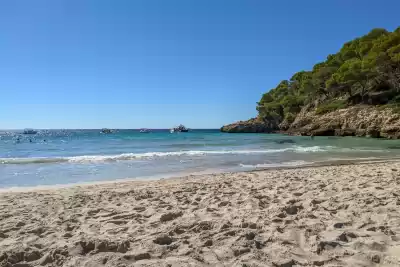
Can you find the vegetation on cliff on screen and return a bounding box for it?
[256,27,400,126]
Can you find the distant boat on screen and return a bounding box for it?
[101,128,113,134]
[139,128,151,133]
[23,129,38,135]
[170,124,189,133]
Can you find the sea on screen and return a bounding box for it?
[1,129,400,188]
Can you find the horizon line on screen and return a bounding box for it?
[0,128,220,131]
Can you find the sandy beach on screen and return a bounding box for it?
[1,161,400,267]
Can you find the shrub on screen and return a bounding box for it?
[315,100,347,115]
[284,112,296,123]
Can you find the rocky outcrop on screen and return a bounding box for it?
[220,117,279,133]
[221,105,400,138]
[288,105,400,138]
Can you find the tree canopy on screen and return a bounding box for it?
[257,27,400,120]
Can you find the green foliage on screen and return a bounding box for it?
[281,95,305,114]
[284,112,296,123]
[258,92,274,104]
[257,102,283,119]
[257,27,400,121]
[315,100,347,115]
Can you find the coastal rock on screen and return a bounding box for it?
[221,105,400,138]
[220,117,278,133]
[288,105,400,138]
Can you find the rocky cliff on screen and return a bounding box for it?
[221,105,400,139]
[220,117,278,133]
[289,105,400,138]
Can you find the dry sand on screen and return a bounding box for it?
[1,161,400,267]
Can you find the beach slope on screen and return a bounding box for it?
[1,162,400,266]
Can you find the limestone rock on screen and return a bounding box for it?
[220,117,279,133]
[289,105,400,138]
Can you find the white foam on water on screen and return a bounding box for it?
[240,160,311,168]
[0,145,385,165]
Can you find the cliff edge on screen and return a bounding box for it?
[221,105,400,138]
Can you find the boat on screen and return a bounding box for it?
[170,124,189,133]
[23,129,38,134]
[139,128,151,133]
[101,128,113,134]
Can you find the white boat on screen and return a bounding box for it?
[101,128,113,134]
[23,129,38,134]
[170,124,189,133]
[139,128,151,133]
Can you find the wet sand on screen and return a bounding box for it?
[1,161,400,266]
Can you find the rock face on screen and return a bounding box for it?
[221,105,400,138]
[220,117,279,133]
[289,105,400,138]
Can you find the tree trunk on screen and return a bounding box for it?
[347,87,353,98]
[358,80,368,102]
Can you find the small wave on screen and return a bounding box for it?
[240,160,310,168]
[0,157,69,164]
[0,145,368,165]
[66,149,293,163]
[292,145,331,152]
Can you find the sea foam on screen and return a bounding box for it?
[0,146,335,165]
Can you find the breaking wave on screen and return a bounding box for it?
[0,145,380,165]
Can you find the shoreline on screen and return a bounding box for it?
[1,160,400,266]
[1,156,400,193]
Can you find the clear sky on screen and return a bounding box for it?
[0,0,399,129]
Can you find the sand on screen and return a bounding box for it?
[1,161,400,267]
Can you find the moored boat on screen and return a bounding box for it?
[23,129,38,134]
[170,124,189,133]
[101,128,113,134]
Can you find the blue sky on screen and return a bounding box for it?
[0,0,399,129]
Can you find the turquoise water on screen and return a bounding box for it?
[0,129,400,188]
